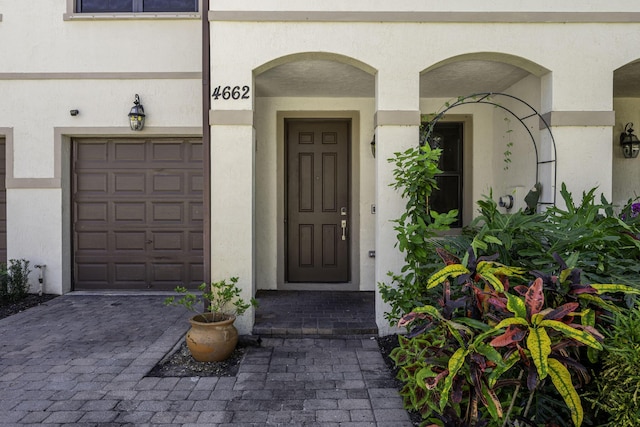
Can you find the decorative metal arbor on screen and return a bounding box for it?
[420,92,557,208]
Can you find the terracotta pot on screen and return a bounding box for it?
[186,313,238,362]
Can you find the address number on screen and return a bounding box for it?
[212,85,250,100]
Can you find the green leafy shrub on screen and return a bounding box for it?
[0,259,31,302]
[465,185,640,296]
[393,249,638,426]
[587,305,640,426]
[379,143,458,322]
[164,277,258,322]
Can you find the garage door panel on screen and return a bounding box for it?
[152,202,184,222]
[190,202,203,222]
[151,263,184,281]
[76,232,108,251]
[76,202,108,222]
[76,263,109,284]
[189,143,203,162]
[152,142,184,161]
[114,263,146,282]
[151,231,184,251]
[114,142,146,162]
[73,138,203,290]
[152,173,183,193]
[77,142,108,162]
[190,231,203,251]
[114,231,147,251]
[114,172,146,193]
[114,202,146,222]
[189,173,203,193]
[76,172,108,193]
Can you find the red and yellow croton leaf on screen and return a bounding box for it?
[527,326,552,379]
[525,277,544,318]
[489,325,526,347]
[538,319,603,350]
[590,283,640,295]
[427,264,470,289]
[547,358,583,427]
[439,347,468,411]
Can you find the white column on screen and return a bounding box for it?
[210,122,255,334]
[374,69,420,336]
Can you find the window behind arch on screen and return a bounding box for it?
[76,0,198,13]
[428,122,464,228]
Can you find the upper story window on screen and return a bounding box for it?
[76,0,198,13]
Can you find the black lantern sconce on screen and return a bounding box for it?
[128,94,145,131]
[620,122,640,158]
[370,135,376,158]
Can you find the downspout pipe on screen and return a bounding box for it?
[202,0,211,286]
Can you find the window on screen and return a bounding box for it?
[76,0,198,13]
[428,122,464,228]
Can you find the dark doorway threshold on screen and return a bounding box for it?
[252,290,378,338]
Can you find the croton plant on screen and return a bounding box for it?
[391,248,639,427]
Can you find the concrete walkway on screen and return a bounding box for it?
[0,294,413,426]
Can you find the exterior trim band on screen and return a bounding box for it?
[375,110,421,127]
[0,72,201,80]
[540,111,615,128]
[210,11,640,24]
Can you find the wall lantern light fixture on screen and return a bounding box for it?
[620,122,640,158]
[370,135,376,158]
[128,94,145,131]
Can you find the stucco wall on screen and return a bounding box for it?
[0,0,202,294]
[612,98,640,208]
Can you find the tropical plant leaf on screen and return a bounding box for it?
[480,380,504,420]
[479,271,505,293]
[525,277,545,318]
[439,347,468,411]
[488,351,521,388]
[427,264,470,289]
[591,284,640,295]
[493,317,529,330]
[412,304,444,320]
[527,326,551,379]
[547,358,583,427]
[489,325,526,347]
[538,319,603,349]
[544,302,579,321]
[506,293,527,318]
[577,293,621,312]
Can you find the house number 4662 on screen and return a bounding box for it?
[211,85,250,100]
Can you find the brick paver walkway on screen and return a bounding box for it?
[0,294,412,426]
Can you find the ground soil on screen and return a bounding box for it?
[0,293,58,320]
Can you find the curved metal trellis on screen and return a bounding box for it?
[420,92,557,208]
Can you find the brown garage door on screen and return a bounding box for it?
[0,139,5,263]
[72,138,203,291]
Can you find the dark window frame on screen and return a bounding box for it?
[76,0,198,13]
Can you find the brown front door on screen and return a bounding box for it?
[72,138,203,291]
[286,120,350,283]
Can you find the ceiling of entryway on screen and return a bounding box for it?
[255,58,640,98]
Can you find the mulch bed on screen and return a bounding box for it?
[0,293,58,320]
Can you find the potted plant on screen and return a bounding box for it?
[164,277,257,362]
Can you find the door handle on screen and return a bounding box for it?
[341,220,347,241]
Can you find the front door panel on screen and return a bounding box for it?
[286,120,349,282]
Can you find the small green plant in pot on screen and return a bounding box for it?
[165,277,257,362]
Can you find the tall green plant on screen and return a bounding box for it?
[379,143,458,322]
[0,259,31,302]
